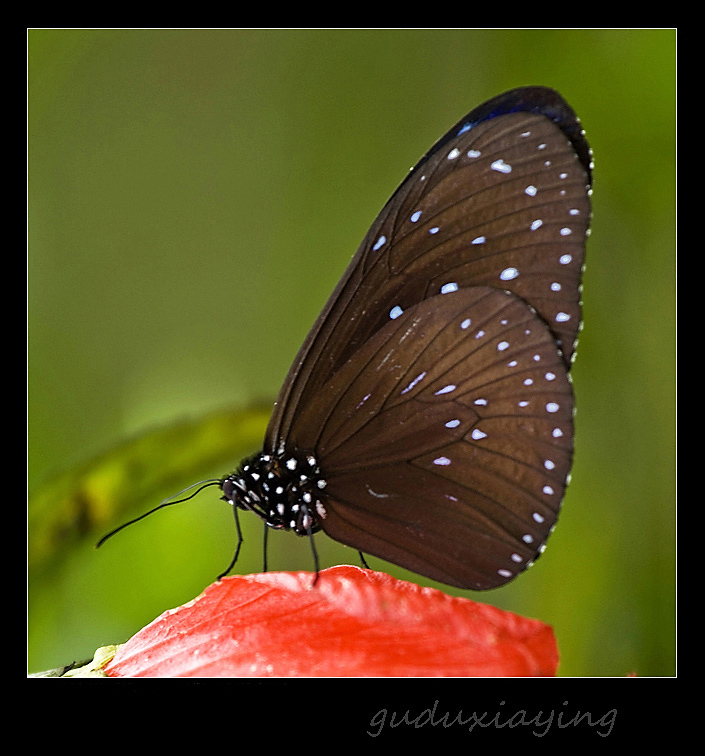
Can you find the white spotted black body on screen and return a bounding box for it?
[221,450,328,536]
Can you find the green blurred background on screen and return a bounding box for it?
[28,29,675,676]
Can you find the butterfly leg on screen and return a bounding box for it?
[217,504,244,581]
[302,502,321,586]
[262,523,269,572]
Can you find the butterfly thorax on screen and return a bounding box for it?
[221,450,328,535]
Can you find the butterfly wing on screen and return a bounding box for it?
[256,87,591,589]
[266,86,591,452]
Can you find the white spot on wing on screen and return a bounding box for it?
[373,235,386,251]
[500,267,518,281]
[401,372,427,395]
[356,393,372,409]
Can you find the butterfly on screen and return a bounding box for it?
[99,86,592,590]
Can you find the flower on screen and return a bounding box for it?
[104,566,558,677]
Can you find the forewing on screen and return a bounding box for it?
[267,87,590,450]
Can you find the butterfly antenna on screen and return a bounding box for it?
[95,479,222,549]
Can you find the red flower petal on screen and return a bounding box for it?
[104,566,558,677]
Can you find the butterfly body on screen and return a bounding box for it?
[222,450,328,536]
